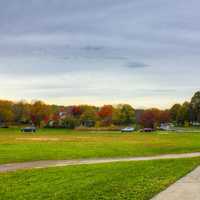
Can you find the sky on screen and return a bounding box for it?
[0,0,199,108]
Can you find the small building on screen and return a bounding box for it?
[82,120,95,127]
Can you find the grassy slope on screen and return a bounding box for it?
[0,158,200,200]
[1,128,200,164]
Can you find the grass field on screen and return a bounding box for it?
[0,158,200,200]
[1,128,200,164]
[1,128,200,200]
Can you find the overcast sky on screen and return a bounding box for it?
[0,0,199,108]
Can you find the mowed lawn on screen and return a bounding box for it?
[1,128,200,164]
[0,158,200,200]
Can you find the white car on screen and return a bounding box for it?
[121,127,135,133]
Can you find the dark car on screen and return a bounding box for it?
[140,128,154,132]
[21,127,36,133]
[0,125,9,128]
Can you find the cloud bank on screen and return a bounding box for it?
[0,0,199,108]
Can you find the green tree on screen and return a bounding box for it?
[80,106,97,127]
[62,116,78,129]
[112,107,121,125]
[113,104,135,126]
[191,91,200,122]
[176,102,190,125]
[170,104,181,123]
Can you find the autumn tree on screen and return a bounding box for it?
[159,110,170,124]
[0,100,14,125]
[30,101,51,127]
[71,106,82,118]
[98,105,113,126]
[139,108,160,128]
[12,101,31,124]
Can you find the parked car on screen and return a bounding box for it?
[159,123,175,131]
[21,127,36,133]
[0,124,9,128]
[140,128,154,132]
[121,127,135,133]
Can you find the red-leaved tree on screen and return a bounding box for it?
[139,109,160,128]
[71,106,82,118]
[98,105,113,126]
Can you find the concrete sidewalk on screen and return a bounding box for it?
[0,152,200,173]
[151,166,200,200]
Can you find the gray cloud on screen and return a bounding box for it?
[0,0,200,107]
[81,45,105,52]
[126,62,149,69]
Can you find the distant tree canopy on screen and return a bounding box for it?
[98,105,113,126]
[191,91,200,122]
[139,109,156,128]
[176,102,190,125]
[113,104,135,126]
[0,91,199,128]
[169,91,200,126]
[0,100,14,124]
[170,104,182,122]
[12,101,30,123]
[30,101,51,127]
[80,106,97,124]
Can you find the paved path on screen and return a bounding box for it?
[151,166,200,200]
[0,152,200,173]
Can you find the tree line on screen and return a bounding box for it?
[0,91,199,128]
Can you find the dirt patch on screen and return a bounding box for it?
[16,137,60,141]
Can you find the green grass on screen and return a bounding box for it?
[1,128,200,164]
[0,158,200,200]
